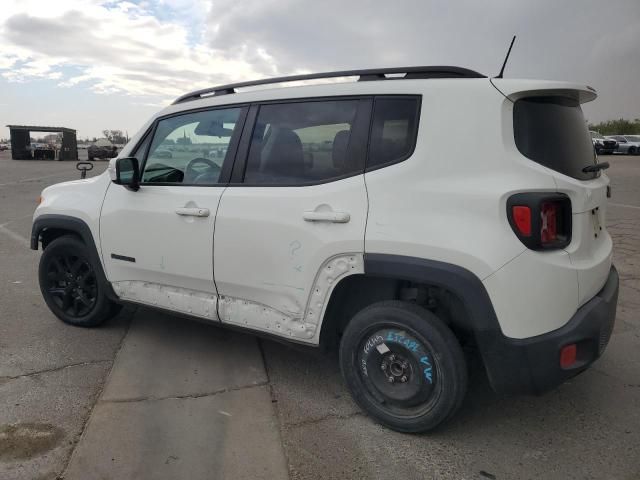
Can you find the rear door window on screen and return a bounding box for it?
[243,100,363,185]
[513,96,597,180]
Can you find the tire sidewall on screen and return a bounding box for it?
[340,302,467,433]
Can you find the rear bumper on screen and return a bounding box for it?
[478,266,618,394]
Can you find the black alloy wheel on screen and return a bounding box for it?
[45,253,97,317]
[39,235,120,327]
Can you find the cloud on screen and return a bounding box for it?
[0,0,638,121]
[0,0,278,101]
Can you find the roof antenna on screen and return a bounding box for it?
[495,35,516,79]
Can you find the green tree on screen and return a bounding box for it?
[588,118,640,135]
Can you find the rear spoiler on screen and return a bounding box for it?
[490,79,597,104]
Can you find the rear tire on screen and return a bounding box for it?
[339,301,467,433]
[38,235,119,327]
[629,147,637,155]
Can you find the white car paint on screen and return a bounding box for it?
[35,75,612,344]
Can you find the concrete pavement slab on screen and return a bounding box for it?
[262,340,359,426]
[101,310,267,401]
[65,386,288,480]
[0,363,113,480]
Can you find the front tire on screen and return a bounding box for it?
[38,235,119,327]
[340,301,467,433]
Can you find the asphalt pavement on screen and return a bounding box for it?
[0,151,638,480]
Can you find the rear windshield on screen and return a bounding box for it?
[513,96,596,180]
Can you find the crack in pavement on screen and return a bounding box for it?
[98,380,270,404]
[60,316,132,479]
[0,359,113,381]
[284,411,364,429]
[257,338,293,476]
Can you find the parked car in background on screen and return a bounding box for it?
[0,143,9,151]
[153,149,172,159]
[88,144,118,161]
[607,135,640,155]
[590,131,617,155]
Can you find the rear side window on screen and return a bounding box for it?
[367,97,420,170]
[513,97,597,180]
[244,100,361,185]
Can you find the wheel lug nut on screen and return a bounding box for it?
[388,376,395,383]
[401,375,408,383]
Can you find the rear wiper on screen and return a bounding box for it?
[582,162,610,173]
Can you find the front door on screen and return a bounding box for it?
[100,106,247,320]
[213,98,371,342]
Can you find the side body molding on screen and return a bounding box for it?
[31,214,118,301]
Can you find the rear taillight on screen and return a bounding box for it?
[507,193,571,250]
[511,206,531,236]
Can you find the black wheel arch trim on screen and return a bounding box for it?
[364,253,506,389]
[31,214,119,301]
[363,253,499,334]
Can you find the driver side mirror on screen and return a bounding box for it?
[114,157,140,191]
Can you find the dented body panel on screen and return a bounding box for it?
[218,253,364,342]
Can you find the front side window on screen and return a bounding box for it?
[367,97,420,169]
[244,100,360,185]
[142,107,242,184]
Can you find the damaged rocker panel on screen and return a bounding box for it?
[111,281,218,320]
[110,253,364,343]
[218,253,364,343]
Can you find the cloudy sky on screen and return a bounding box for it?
[0,0,639,140]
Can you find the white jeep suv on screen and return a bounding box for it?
[32,66,618,432]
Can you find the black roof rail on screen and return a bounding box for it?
[172,66,486,104]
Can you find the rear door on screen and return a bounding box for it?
[213,98,371,343]
[100,106,247,320]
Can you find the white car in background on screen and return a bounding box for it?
[607,135,640,155]
[590,131,617,155]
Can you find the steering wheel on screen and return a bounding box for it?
[184,157,221,184]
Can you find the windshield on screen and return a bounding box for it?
[514,96,597,180]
